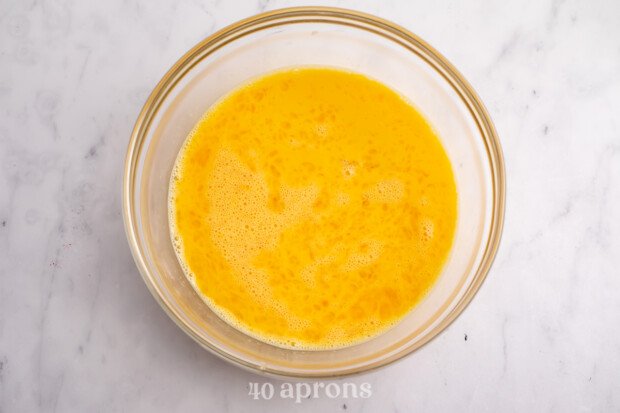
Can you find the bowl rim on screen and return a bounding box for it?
[122,6,506,378]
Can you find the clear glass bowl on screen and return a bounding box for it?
[123,7,505,378]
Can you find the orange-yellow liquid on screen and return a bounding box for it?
[169,67,457,349]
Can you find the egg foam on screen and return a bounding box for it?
[169,67,457,350]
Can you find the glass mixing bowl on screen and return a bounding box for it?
[123,7,505,378]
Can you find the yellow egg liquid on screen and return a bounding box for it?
[169,67,457,349]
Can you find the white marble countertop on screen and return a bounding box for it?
[1,0,619,411]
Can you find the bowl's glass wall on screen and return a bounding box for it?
[126,10,501,377]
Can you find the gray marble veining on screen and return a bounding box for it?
[1,0,619,411]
